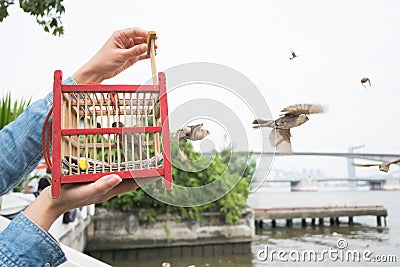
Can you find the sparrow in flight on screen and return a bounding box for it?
[175,123,210,143]
[361,77,371,88]
[352,159,400,173]
[253,104,324,153]
[289,49,298,60]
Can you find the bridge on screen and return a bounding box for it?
[249,151,400,179]
[252,177,400,191]
[253,178,387,183]
[251,151,400,162]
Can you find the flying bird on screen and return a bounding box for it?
[175,123,210,143]
[361,77,371,88]
[352,159,400,173]
[289,49,298,60]
[112,122,147,160]
[253,104,324,153]
[175,128,190,143]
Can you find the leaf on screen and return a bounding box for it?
[0,91,31,130]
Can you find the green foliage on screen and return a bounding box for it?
[0,91,31,130]
[0,0,65,36]
[102,139,256,225]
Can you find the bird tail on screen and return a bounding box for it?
[252,119,274,128]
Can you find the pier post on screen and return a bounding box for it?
[384,216,387,227]
[286,219,293,227]
[348,216,354,226]
[301,218,307,227]
[377,216,382,227]
[335,217,340,225]
[330,217,335,226]
[311,218,316,226]
[319,218,324,226]
[271,220,276,228]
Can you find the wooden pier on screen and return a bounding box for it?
[254,205,388,227]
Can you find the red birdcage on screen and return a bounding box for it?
[46,70,172,198]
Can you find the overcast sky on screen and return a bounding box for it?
[1,0,399,177]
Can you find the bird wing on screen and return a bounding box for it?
[280,104,324,116]
[181,126,192,135]
[187,123,203,130]
[352,162,380,167]
[174,129,187,143]
[269,129,292,154]
[388,158,400,165]
[188,123,204,139]
[252,118,275,128]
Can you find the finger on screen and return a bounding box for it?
[131,37,157,49]
[127,38,135,48]
[132,37,146,44]
[124,43,148,57]
[120,27,148,39]
[137,54,150,61]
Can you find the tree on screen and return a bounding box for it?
[0,0,65,36]
[102,139,256,224]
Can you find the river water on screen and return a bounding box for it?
[111,185,399,267]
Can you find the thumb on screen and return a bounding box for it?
[125,43,147,57]
[91,174,122,195]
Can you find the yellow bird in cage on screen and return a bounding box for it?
[78,158,90,171]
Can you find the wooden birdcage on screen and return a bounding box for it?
[49,70,172,198]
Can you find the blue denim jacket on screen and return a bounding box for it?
[0,76,76,266]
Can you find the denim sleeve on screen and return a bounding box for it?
[0,212,67,267]
[0,77,76,195]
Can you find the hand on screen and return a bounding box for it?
[24,175,160,231]
[72,27,152,84]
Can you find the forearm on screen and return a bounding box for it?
[0,93,52,195]
[72,62,106,84]
[0,77,76,196]
[0,213,67,266]
[24,175,143,232]
[24,190,65,232]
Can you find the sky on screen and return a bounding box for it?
[1,0,400,178]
